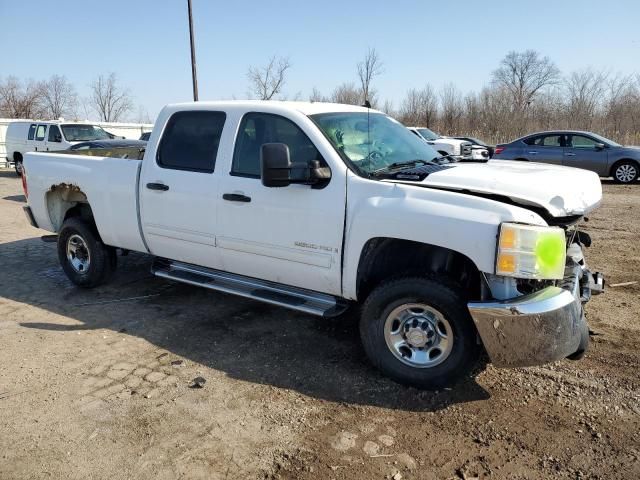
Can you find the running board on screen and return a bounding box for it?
[151,259,348,318]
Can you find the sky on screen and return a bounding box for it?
[2,0,639,121]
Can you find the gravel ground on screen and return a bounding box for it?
[0,169,638,479]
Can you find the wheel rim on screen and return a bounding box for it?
[66,234,91,273]
[616,164,637,183]
[15,162,22,174]
[383,303,454,368]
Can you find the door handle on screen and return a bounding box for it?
[564,153,576,157]
[146,182,169,191]
[223,193,251,203]
[528,151,538,154]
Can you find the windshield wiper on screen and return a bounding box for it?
[371,159,433,176]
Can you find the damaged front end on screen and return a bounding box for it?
[467,222,604,368]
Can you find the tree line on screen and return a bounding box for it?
[4,49,640,144]
[0,73,145,123]
[248,49,640,145]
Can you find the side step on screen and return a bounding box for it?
[151,259,349,318]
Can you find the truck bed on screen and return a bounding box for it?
[23,152,147,253]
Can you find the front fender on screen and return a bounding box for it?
[342,173,546,300]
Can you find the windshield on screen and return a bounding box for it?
[416,128,439,141]
[589,132,620,147]
[61,124,111,142]
[311,112,440,175]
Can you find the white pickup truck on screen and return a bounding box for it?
[408,127,490,161]
[22,101,605,389]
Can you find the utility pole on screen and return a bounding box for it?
[187,0,199,101]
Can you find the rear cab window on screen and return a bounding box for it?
[157,111,226,172]
[231,112,322,178]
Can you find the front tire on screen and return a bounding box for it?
[360,277,480,389]
[612,160,638,184]
[57,218,117,288]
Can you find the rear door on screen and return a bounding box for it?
[216,111,345,295]
[523,134,565,165]
[562,134,608,175]
[139,110,227,268]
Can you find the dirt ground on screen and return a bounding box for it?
[0,169,638,480]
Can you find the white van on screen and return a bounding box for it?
[5,121,119,175]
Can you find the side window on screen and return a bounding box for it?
[232,112,321,177]
[157,111,226,172]
[570,135,598,148]
[48,125,61,142]
[28,124,37,140]
[540,135,562,147]
[35,125,47,141]
[523,136,540,146]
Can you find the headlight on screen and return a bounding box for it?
[496,223,566,279]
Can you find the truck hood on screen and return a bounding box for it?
[394,160,603,217]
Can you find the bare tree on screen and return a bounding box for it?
[564,68,607,129]
[357,48,384,104]
[330,83,361,105]
[90,73,133,122]
[309,87,327,102]
[399,85,438,126]
[439,83,464,134]
[246,56,291,100]
[0,76,45,118]
[492,50,560,111]
[41,75,78,119]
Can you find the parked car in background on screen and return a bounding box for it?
[5,121,123,176]
[408,127,489,161]
[454,136,495,158]
[139,132,151,141]
[68,139,147,151]
[493,130,640,184]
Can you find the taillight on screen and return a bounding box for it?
[494,146,505,155]
[21,167,28,199]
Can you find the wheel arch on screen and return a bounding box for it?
[609,158,639,177]
[45,184,94,232]
[355,237,482,302]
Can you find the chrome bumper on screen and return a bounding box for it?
[468,266,602,368]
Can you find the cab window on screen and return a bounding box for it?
[48,125,62,142]
[157,111,226,173]
[35,125,47,141]
[232,112,321,178]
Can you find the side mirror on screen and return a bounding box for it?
[54,135,62,142]
[260,143,331,188]
[595,142,606,151]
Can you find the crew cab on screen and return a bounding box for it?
[21,101,605,389]
[408,127,489,161]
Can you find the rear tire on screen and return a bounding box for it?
[612,160,639,184]
[57,217,117,288]
[14,154,23,176]
[360,277,480,389]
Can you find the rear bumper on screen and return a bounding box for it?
[23,205,39,228]
[468,266,603,367]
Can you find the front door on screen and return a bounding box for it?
[217,112,345,295]
[139,110,227,268]
[45,124,63,151]
[563,134,608,176]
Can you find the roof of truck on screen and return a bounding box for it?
[164,100,380,116]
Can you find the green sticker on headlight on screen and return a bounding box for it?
[535,232,565,276]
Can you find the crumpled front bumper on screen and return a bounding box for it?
[467,265,604,368]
